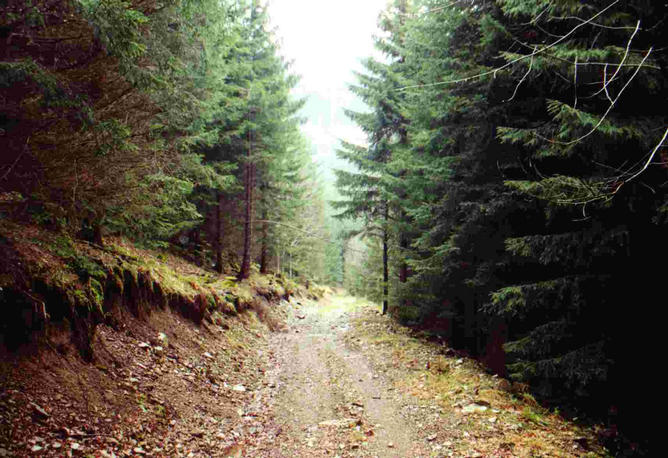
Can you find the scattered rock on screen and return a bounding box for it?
[574,437,589,447]
[30,402,50,420]
[1,289,606,458]
[462,403,488,414]
[157,332,168,346]
[318,418,357,428]
[221,444,243,457]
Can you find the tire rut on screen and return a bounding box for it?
[251,295,430,457]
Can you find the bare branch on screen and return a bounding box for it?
[397,0,622,92]
[573,56,578,109]
[591,21,641,99]
[555,128,668,207]
[602,64,613,103]
[549,15,640,30]
[540,47,653,146]
[620,127,668,186]
[394,0,463,18]
[505,48,534,102]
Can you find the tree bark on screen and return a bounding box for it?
[239,12,255,281]
[191,226,202,266]
[238,161,253,280]
[215,191,224,274]
[341,241,346,288]
[382,204,389,315]
[399,233,408,283]
[259,204,268,274]
[92,221,103,247]
[398,229,409,307]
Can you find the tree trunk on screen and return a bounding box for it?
[341,241,346,288]
[92,221,103,247]
[399,233,408,283]
[191,226,202,266]
[398,230,409,307]
[259,221,268,274]
[239,5,258,281]
[215,191,224,274]
[259,198,268,274]
[382,205,389,315]
[239,161,253,280]
[239,70,255,280]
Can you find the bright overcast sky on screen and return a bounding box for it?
[267,0,389,162]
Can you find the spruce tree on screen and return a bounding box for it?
[362,0,667,445]
[335,0,414,314]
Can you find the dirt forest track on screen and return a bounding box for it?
[234,293,604,457]
[0,291,606,457]
[241,294,431,457]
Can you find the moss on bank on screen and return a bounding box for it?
[0,221,322,359]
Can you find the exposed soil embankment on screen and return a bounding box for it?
[0,222,319,457]
[0,222,297,358]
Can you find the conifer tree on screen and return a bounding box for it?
[350,1,667,443]
[335,0,414,314]
[485,1,668,431]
